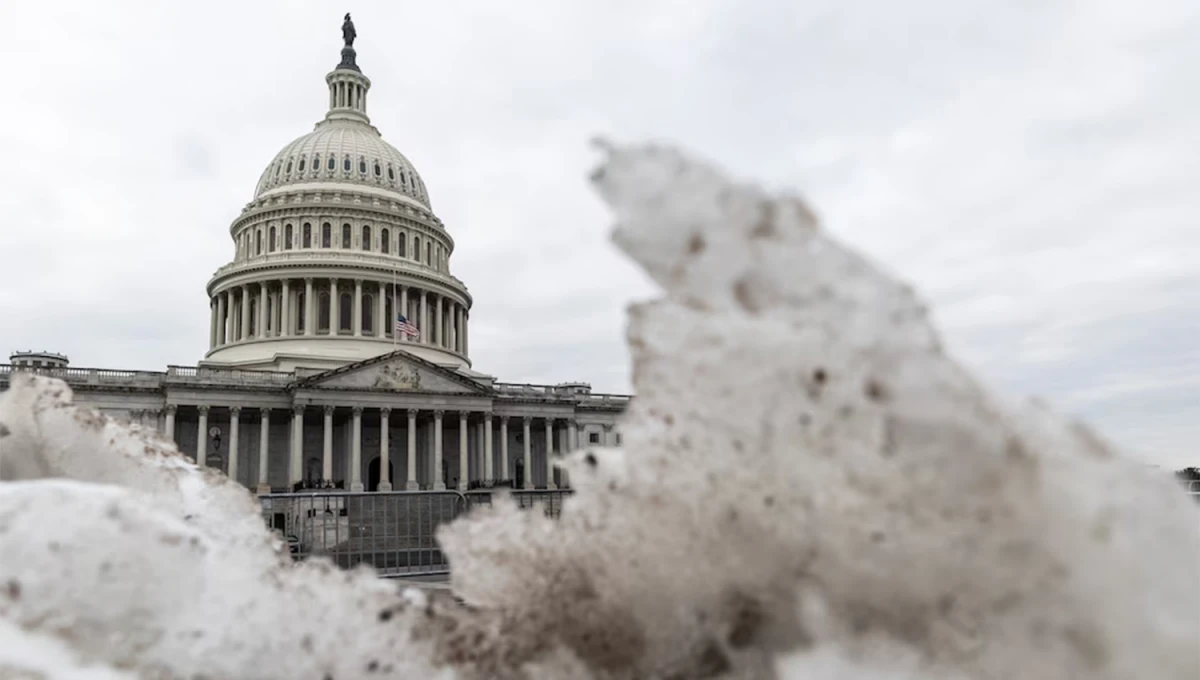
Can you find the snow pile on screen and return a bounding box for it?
[1,141,1197,679]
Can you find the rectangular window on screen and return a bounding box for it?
[341,224,351,249]
[361,225,371,251]
[322,223,331,248]
[589,432,600,444]
[303,223,312,248]
[398,235,407,257]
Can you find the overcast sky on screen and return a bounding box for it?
[1,1,1196,469]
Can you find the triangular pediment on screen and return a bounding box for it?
[294,350,489,394]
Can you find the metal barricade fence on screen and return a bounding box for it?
[259,488,575,578]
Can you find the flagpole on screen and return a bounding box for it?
[392,263,397,351]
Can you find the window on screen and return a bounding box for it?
[284,224,293,250]
[343,157,351,172]
[268,226,276,252]
[362,294,374,334]
[413,236,420,259]
[312,154,320,172]
[373,162,381,177]
[298,158,305,173]
[361,225,371,251]
[302,223,312,248]
[401,171,407,187]
[328,156,336,171]
[317,293,330,332]
[589,432,600,444]
[380,228,390,254]
[274,162,281,178]
[398,234,406,257]
[297,292,306,332]
[358,159,366,174]
[615,434,622,446]
[387,166,395,181]
[339,293,352,332]
[249,299,258,335]
[321,223,331,248]
[255,230,262,255]
[384,298,393,337]
[426,242,431,265]
[285,160,292,174]
[341,224,351,248]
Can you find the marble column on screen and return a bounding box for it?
[257,408,271,494]
[304,278,315,336]
[240,286,251,340]
[458,411,469,490]
[522,416,532,489]
[566,419,578,489]
[209,299,218,349]
[353,279,363,336]
[197,406,209,467]
[603,424,614,446]
[290,406,304,485]
[400,286,409,342]
[164,405,177,441]
[281,280,291,337]
[376,283,387,339]
[330,278,340,335]
[228,407,241,483]
[463,310,469,356]
[419,290,428,345]
[406,409,419,490]
[433,410,445,490]
[379,408,392,491]
[215,294,226,346]
[322,405,334,481]
[544,418,557,490]
[484,414,494,482]
[436,295,445,348]
[499,416,509,481]
[350,407,364,491]
[257,282,267,338]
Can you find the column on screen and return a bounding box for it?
[406,409,419,489]
[237,285,248,340]
[603,424,614,446]
[281,279,291,337]
[378,408,392,491]
[227,407,241,483]
[330,278,340,335]
[164,404,177,441]
[463,310,469,356]
[322,405,334,482]
[376,283,387,339]
[257,408,271,494]
[350,407,363,491]
[419,290,428,344]
[304,278,315,336]
[400,286,409,342]
[353,279,363,336]
[455,305,463,353]
[436,295,445,348]
[458,411,469,490]
[566,419,578,489]
[545,418,557,490]
[290,406,304,486]
[196,406,210,467]
[209,299,218,348]
[216,293,227,346]
[257,283,267,338]
[484,414,494,482]
[522,416,532,489]
[499,416,509,481]
[432,410,445,489]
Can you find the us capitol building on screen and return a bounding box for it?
[2,18,627,494]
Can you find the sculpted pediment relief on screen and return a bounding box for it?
[305,352,484,394]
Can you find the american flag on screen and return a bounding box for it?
[395,314,420,338]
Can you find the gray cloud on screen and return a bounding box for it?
[0,0,1195,468]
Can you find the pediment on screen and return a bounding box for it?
[295,350,487,394]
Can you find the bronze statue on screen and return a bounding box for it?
[342,13,357,48]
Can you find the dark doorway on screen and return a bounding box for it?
[367,457,395,492]
[514,458,524,489]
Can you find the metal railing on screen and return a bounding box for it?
[259,488,573,578]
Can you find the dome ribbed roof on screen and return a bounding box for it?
[253,121,431,208]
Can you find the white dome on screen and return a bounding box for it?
[253,121,431,208]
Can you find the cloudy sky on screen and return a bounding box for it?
[1,1,1196,469]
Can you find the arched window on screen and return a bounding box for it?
[343,157,351,172]
[297,292,306,332]
[362,294,374,334]
[413,236,420,260]
[285,160,292,174]
[398,234,406,257]
[341,224,351,248]
[339,293,352,332]
[317,293,331,332]
[256,230,262,255]
[265,296,273,335]
[387,166,395,181]
[373,162,381,177]
[328,156,336,171]
[322,223,332,248]
[401,170,407,187]
[274,162,281,178]
[426,242,431,264]
[299,158,307,173]
[302,223,312,248]
[268,226,277,252]
[380,228,390,254]
[312,154,319,172]
[361,225,371,251]
[358,159,367,174]
[284,224,293,250]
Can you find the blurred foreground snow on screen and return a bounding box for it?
[1,142,1197,679]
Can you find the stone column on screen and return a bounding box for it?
[350,407,364,491]
[304,278,315,336]
[197,406,210,467]
[499,416,509,481]
[322,405,334,481]
[436,295,445,348]
[227,407,241,483]
[330,278,340,335]
[353,279,363,337]
[400,286,409,342]
[281,279,291,337]
[458,411,469,490]
[568,419,579,452]
[463,310,469,356]
[379,408,392,491]
[257,282,267,338]
[376,283,387,339]
[164,404,177,441]
[545,418,557,490]
[215,294,226,346]
[209,299,218,349]
[240,286,251,340]
[290,406,304,486]
[522,416,532,489]
[406,409,419,489]
[432,410,445,489]
[257,408,271,494]
[484,413,494,482]
[419,290,428,345]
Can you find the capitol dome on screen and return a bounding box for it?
[202,19,473,374]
